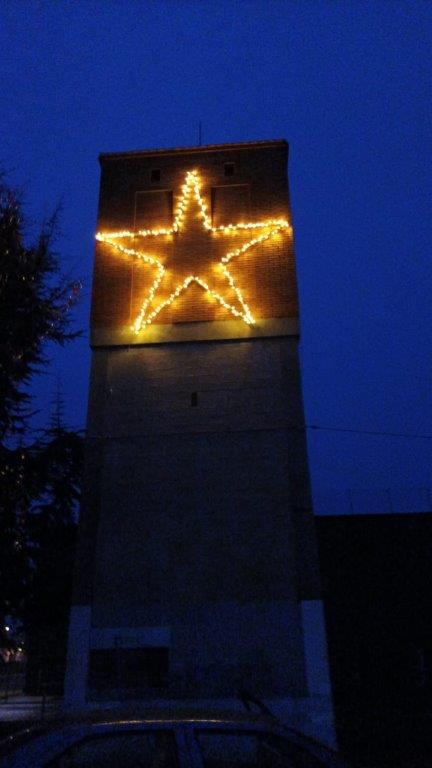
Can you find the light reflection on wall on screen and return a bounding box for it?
[96,170,292,333]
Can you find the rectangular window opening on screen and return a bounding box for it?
[135,190,172,231]
[191,392,198,407]
[224,162,235,177]
[88,647,169,695]
[150,169,161,183]
[211,184,250,228]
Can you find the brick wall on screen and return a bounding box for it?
[91,140,298,336]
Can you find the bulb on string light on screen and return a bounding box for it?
[96,170,291,332]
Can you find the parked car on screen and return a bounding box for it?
[0,710,350,767]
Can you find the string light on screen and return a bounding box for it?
[96,170,291,333]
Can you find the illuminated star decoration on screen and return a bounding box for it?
[96,170,291,333]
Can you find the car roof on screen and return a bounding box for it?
[0,708,297,759]
[0,712,349,766]
[13,706,275,727]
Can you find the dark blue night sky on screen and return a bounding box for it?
[1,1,430,510]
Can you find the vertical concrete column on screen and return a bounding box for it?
[64,605,91,707]
[300,599,336,747]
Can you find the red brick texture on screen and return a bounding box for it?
[91,140,298,334]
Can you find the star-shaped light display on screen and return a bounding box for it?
[96,170,291,333]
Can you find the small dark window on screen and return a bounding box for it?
[150,169,161,183]
[191,392,198,407]
[224,162,235,177]
[88,647,169,694]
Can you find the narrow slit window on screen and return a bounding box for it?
[150,169,161,183]
[224,162,235,177]
[191,392,198,407]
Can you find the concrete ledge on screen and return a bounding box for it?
[91,317,299,347]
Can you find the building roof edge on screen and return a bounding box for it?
[99,139,288,164]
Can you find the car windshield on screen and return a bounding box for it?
[195,728,328,767]
[47,730,178,767]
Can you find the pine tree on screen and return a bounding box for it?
[0,182,79,438]
[0,179,83,673]
[24,422,83,692]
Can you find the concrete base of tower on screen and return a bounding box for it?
[64,599,335,747]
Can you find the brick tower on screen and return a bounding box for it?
[65,140,334,743]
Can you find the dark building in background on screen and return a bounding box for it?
[317,510,432,767]
[64,139,335,744]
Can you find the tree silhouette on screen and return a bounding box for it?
[0,178,83,689]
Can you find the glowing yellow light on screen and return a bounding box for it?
[96,170,291,333]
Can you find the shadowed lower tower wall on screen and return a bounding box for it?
[65,140,334,745]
